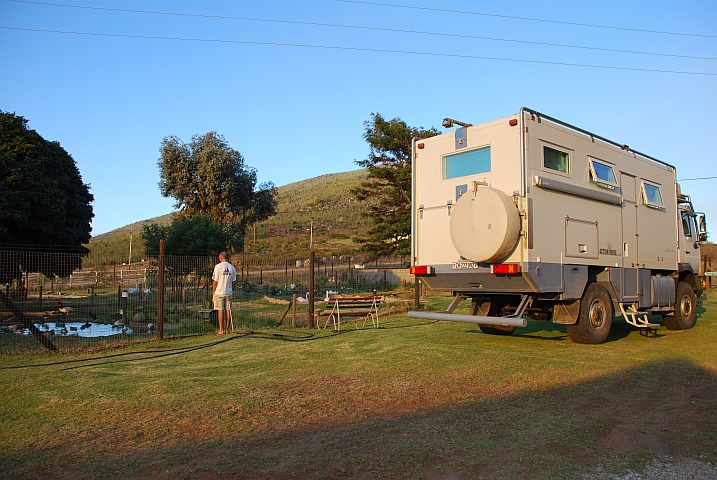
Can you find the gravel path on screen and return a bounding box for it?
[581,457,717,479]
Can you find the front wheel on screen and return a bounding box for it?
[664,282,696,330]
[567,283,613,344]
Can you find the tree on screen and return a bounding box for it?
[352,113,439,258]
[157,132,277,248]
[0,111,94,283]
[141,215,232,257]
[142,215,233,282]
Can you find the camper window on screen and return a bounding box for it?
[543,146,569,174]
[641,181,663,208]
[588,158,618,189]
[442,146,491,180]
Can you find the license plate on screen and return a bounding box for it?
[452,261,480,269]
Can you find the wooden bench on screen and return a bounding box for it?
[317,296,382,331]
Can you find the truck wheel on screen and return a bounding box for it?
[479,325,517,335]
[566,283,613,344]
[664,282,696,330]
[478,297,517,335]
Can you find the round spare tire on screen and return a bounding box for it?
[449,187,521,263]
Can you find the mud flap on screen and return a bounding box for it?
[552,299,580,324]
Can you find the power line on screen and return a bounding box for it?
[9,0,716,61]
[2,26,716,77]
[335,0,717,39]
[678,176,717,181]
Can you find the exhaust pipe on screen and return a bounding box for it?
[407,311,527,327]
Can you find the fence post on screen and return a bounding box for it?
[308,251,315,328]
[414,277,421,309]
[292,293,297,328]
[38,285,43,311]
[157,239,165,340]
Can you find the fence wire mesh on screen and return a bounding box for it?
[0,249,412,353]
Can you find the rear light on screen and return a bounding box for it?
[410,265,433,275]
[491,263,520,274]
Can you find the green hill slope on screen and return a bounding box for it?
[86,169,370,259]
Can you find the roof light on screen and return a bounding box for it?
[491,263,520,274]
[410,265,433,275]
[417,143,425,149]
[509,119,518,127]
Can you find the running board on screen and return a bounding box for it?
[408,295,532,328]
[619,303,660,329]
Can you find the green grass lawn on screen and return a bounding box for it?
[1,293,716,479]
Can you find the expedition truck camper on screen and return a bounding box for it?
[408,108,707,344]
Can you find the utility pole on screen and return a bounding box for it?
[128,229,133,267]
[310,219,314,248]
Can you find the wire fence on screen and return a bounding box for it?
[0,249,414,353]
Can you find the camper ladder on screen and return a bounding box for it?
[619,303,660,335]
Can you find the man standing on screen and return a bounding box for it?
[212,251,237,335]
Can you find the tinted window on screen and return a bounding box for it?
[589,158,618,187]
[682,212,693,237]
[443,146,491,180]
[642,182,663,207]
[544,146,569,174]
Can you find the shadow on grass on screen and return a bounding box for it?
[3,358,716,480]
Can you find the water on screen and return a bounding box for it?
[28,321,136,337]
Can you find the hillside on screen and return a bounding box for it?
[86,169,371,259]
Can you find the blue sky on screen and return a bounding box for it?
[1,0,715,236]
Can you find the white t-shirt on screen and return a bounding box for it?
[212,261,237,296]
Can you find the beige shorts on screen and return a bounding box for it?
[213,295,232,311]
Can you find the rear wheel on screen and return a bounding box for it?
[567,283,613,344]
[479,324,517,335]
[479,296,517,336]
[664,282,696,330]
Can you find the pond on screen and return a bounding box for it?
[18,321,139,337]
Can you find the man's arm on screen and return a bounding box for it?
[212,280,218,295]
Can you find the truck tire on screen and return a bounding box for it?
[664,282,696,330]
[478,297,517,335]
[566,283,613,344]
[479,325,517,335]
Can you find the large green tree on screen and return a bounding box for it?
[0,111,94,283]
[158,132,277,248]
[141,215,232,257]
[142,215,232,279]
[352,113,439,258]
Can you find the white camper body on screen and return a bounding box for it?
[409,108,707,344]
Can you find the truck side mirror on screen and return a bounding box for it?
[698,214,708,242]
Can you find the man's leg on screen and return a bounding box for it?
[217,309,225,334]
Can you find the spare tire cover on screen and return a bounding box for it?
[449,187,521,263]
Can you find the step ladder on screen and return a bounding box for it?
[619,303,660,336]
